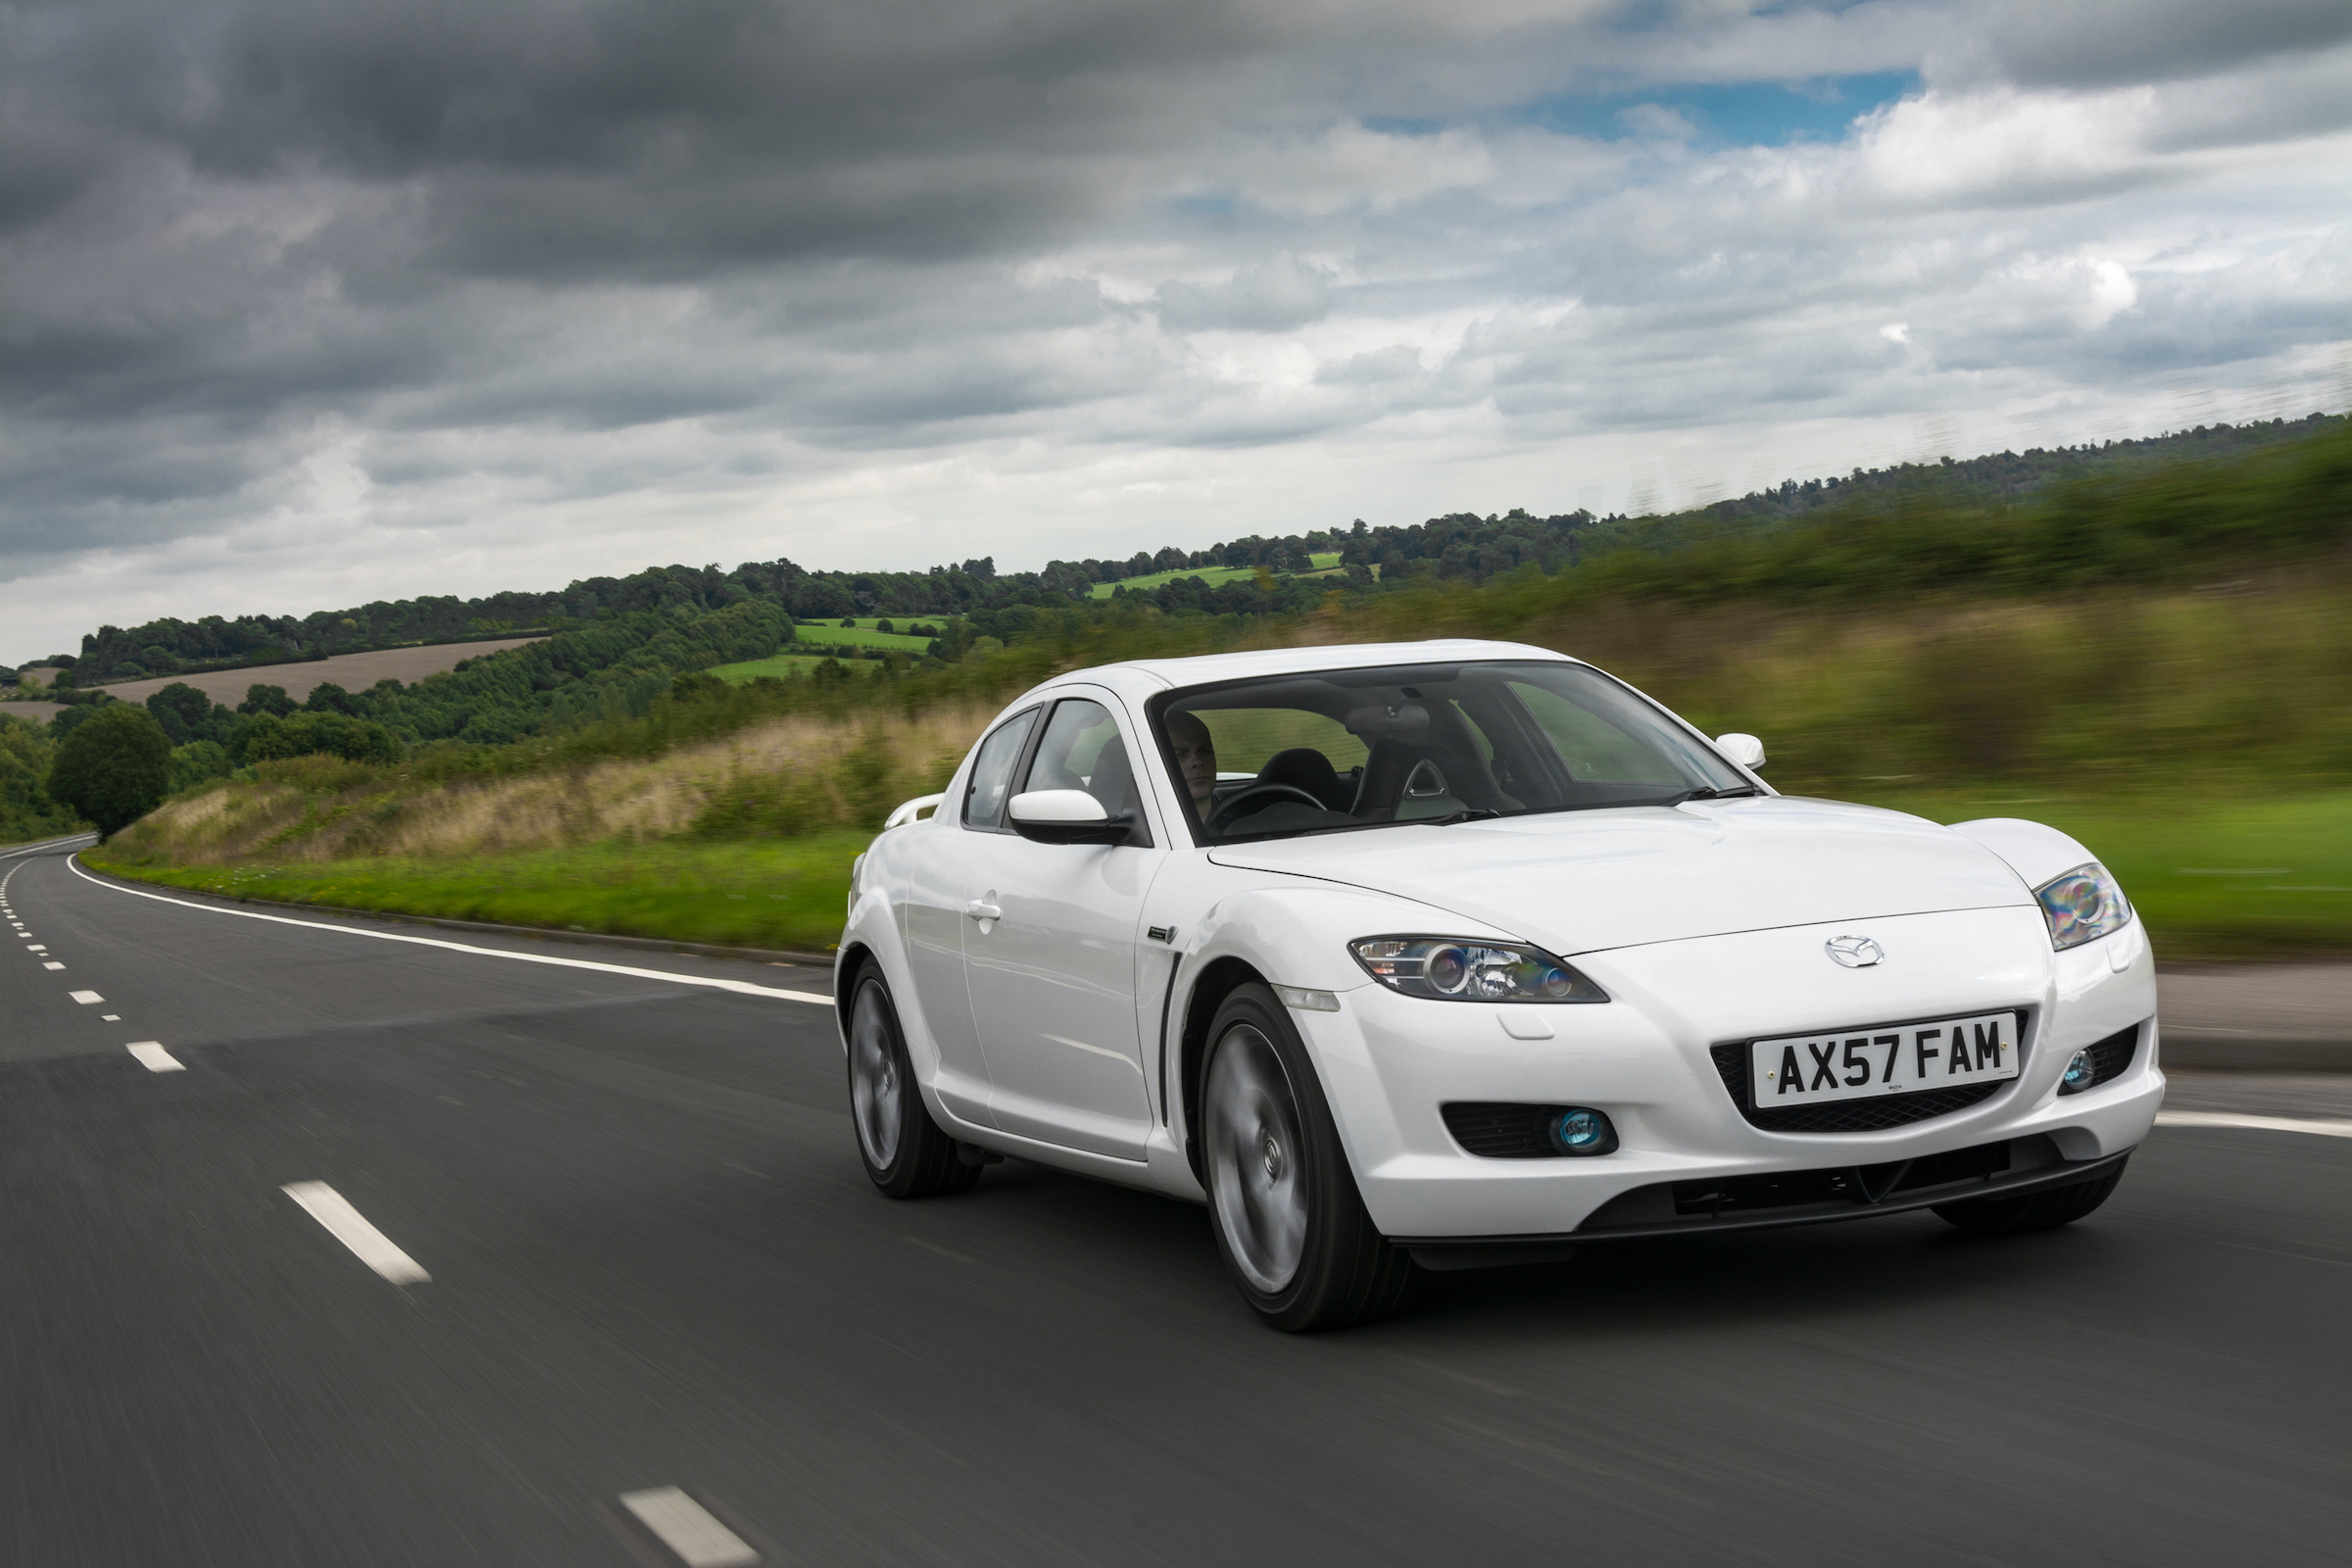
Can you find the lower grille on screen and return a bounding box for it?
[2082,1023,2139,1088]
[1442,1102,1580,1158]
[1710,1038,2013,1133]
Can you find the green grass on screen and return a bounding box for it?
[1849,788,2352,960]
[788,619,937,651]
[707,653,881,684]
[1088,552,1342,598]
[93,834,876,954]
[90,791,2352,962]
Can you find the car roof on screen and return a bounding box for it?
[1012,639,1581,707]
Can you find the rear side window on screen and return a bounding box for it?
[962,708,1039,829]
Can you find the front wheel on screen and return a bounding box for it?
[1200,984,1414,1331]
[846,960,979,1199]
[1934,1165,2126,1234]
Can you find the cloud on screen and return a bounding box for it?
[2,1,2348,661]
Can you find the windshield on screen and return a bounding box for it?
[1151,660,1752,845]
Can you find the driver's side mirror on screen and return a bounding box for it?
[1007,789,1135,846]
[1715,733,1766,770]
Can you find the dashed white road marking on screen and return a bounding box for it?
[127,1042,184,1073]
[280,1183,430,1285]
[2157,1110,2352,1139]
[617,1488,760,1567]
[69,857,832,1005]
[69,989,102,1004]
[43,962,65,971]
[26,944,46,952]
[101,1013,121,1021]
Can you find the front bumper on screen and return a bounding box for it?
[1293,906,2163,1240]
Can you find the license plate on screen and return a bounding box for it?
[1749,1010,2021,1106]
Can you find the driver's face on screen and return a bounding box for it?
[1170,723,1216,810]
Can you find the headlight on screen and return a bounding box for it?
[1349,936,1608,1004]
[2034,861,2132,951]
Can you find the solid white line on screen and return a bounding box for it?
[69,989,102,1004]
[68,857,833,1006]
[280,1182,430,1284]
[2156,1110,2352,1139]
[127,1042,184,1073]
[618,1488,759,1567]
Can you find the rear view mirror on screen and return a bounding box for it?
[1715,733,1766,770]
[1007,789,1133,845]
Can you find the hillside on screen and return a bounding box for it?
[32,412,2339,687]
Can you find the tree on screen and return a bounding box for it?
[45,704,172,837]
[239,683,299,716]
[146,682,214,745]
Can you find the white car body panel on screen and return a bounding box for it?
[837,639,2162,1243]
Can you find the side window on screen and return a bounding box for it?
[1023,699,1139,820]
[962,708,1039,829]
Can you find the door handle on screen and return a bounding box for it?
[964,900,1003,922]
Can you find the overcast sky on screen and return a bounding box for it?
[4,0,2348,662]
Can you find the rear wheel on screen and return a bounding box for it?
[1933,1165,2126,1234]
[846,960,979,1199]
[1200,984,1414,1331]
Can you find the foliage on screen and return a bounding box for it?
[45,704,172,836]
[0,715,83,842]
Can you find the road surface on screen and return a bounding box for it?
[3,838,2344,1566]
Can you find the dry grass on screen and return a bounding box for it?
[122,704,997,865]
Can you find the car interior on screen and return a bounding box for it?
[1161,661,1741,843]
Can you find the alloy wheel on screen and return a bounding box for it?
[1204,1023,1309,1294]
[849,980,905,1169]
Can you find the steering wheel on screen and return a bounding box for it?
[1204,782,1330,834]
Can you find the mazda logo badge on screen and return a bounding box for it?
[1825,935,1885,968]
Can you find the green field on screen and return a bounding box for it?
[90,791,2352,962]
[1089,552,1342,598]
[707,653,881,684]
[789,618,937,651]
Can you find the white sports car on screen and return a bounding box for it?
[835,640,2162,1330]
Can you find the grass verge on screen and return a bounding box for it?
[90,834,873,954]
[87,792,2352,963]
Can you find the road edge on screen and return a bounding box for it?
[69,854,837,970]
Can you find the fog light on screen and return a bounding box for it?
[2058,1048,2098,1096]
[1547,1107,1618,1156]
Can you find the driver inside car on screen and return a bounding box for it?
[1168,710,1220,817]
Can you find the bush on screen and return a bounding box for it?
[46,704,173,836]
[169,740,233,794]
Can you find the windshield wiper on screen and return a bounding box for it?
[1657,785,1764,807]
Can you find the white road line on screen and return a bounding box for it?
[127,1042,184,1073]
[101,1013,121,1020]
[68,857,833,1006]
[280,1182,431,1285]
[2157,1110,2352,1139]
[69,989,102,1004]
[617,1488,760,1567]
[43,962,65,970]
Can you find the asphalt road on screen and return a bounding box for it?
[3,839,2346,1567]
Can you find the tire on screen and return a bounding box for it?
[845,960,980,1199]
[1933,1164,2126,1235]
[1199,984,1415,1331]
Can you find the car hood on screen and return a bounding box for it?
[1205,797,2034,956]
